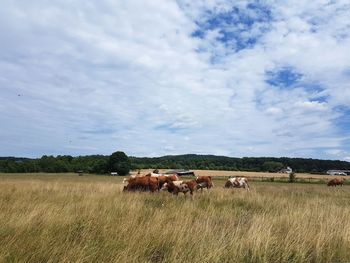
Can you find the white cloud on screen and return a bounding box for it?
[293,101,328,112]
[265,107,283,116]
[0,0,349,160]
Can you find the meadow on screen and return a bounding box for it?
[136,169,337,179]
[1,173,350,263]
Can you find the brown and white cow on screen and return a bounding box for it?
[153,174,179,190]
[225,177,250,190]
[164,179,190,196]
[160,180,183,191]
[163,178,197,196]
[195,176,214,191]
[327,178,345,187]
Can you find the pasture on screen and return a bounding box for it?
[135,169,340,180]
[1,173,350,262]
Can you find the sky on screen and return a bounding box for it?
[1,0,350,160]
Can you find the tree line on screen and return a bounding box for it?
[1,153,350,175]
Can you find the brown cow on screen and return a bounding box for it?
[167,174,179,181]
[156,176,168,190]
[151,174,178,189]
[123,176,159,192]
[182,180,198,194]
[145,173,179,190]
[327,178,346,187]
[195,176,213,190]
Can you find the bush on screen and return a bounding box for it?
[288,172,296,183]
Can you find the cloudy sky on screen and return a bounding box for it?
[1,1,350,160]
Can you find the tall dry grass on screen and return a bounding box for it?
[0,174,350,262]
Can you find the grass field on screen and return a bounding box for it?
[135,169,337,179]
[1,173,350,262]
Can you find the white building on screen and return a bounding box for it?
[279,166,293,174]
[327,170,349,176]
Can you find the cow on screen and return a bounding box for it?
[183,180,198,194]
[160,180,183,191]
[146,172,179,181]
[327,178,346,187]
[163,174,179,181]
[195,176,214,191]
[146,173,179,190]
[122,176,139,187]
[163,178,197,197]
[123,176,159,192]
[196,182,208,191]
[126,173,178,191]
[225,177,250,190]
[163,178,190,195]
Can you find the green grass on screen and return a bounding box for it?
[0,173,350,262]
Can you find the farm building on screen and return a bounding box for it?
[327,170,350,176]
[279,166,293,174]
[164,169,195,176]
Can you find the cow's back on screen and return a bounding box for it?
[125,176,159,192]
[196,176,213,188]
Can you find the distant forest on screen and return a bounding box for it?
[1,154,350,174]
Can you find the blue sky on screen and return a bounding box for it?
[1,0,350,161]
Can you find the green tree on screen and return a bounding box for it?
[262,161,284,172]
[92,159,107,174]
[107,151,130,175]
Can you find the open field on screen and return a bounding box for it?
[135,169,343,180]
[193,170,328,179]
[1,173,350,262]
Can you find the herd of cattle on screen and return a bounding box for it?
[122,171,250,195]
[122,171,347,195]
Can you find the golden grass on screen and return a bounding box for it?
[1,173,350,262]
